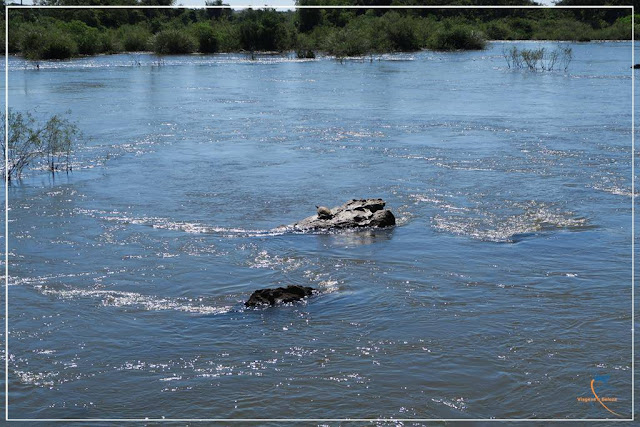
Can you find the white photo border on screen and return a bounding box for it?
[3,3,635,422]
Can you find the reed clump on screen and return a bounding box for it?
[503,45,573,71]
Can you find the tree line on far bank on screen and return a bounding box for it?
[1,0,637,60]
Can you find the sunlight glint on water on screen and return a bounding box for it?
[1,42,635,420]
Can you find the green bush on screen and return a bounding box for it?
[297,0,322,32]
[119,25,151,52]
[484,20,512,40]
[7,24,22,54]
[238,19,259,51]
[213,20,242,52]
[41,32,79,59]
[296,49,315,59]
[505,17,534,40]
[295,31,317,58]
[593,14,637,40]
[237,9,289,51]
[20,30,44,59]
[21,28,78,60]
[152,29,197,54]
[324,27,371,57]
[99,30,122,54]
[62,20,102,55]
[189,22,219,53]
[7,33,19,55]
[533,19,593,42]
[428,24,486,51]
[381,12,419,52]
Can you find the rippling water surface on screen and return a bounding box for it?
[1,42,636,420]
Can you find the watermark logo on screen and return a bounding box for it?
[576,374,623,418]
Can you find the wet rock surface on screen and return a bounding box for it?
[245,285,316,307]
[293,199,396,230]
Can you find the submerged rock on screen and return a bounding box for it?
[245,285,315,307]
[293,198,396,230]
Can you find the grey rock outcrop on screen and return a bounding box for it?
[292,199,396,230]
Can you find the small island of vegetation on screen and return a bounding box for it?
[1,0,637,61]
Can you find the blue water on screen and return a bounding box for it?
[0,42,636,420]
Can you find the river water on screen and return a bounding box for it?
[0,42,636,420]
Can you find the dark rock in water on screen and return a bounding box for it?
[245,285,315,307]
[634,64,640,69]
[293,198,396,230]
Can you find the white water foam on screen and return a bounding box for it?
[36,286,231,315]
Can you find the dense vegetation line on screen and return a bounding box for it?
[1,0,637,60]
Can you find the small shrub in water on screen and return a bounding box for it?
[296,49,315,59]
[503,45,572,72]
[2,110,80,182]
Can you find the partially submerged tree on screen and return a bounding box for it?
[1,111,41,183]
[1,110,80,183]
[42,114,79,173]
